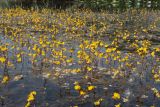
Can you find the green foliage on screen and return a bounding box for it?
[76,0,160,11]
[1,0,160,10]
[77,0,112,10]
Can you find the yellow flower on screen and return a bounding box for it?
[151,51,155,57]
[142,29,147,32]
[87,85,95,91]
[1,75,9,84]
[79,90,86,95]
[42,50,45,56]
[17,57,22,62]
[39,39,43,45]
[87,66,92,72]
[66,58,73,63]
[76,69,81,73]
[137,47,148,56]
[0,46,7,52]
[71,106,78,107]
[27,91,37,102]
[27,94,34,102]
[94,98,103,106]
[25,91,36,107]
[123,97,129,102]
[53,61,61,65]
[94,100,100,106]
[155,47,160,52]
[86,58,91,64]
[74,81,79,85]
[16,54,21,58]
[25,102,30,107]
[115,103,121,107]
[0,57,6,63]
[74,85,81,91]
[112,92,120,100]
[152,88,160,98]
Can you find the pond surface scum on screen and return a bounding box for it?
[0,8,160,107]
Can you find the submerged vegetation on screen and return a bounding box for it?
[0,4,160,107]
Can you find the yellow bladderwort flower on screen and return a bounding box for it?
[115,103,121,107]
[137,47,148,56]
[79,90,86,95]
[76,68,81,73]
[74,84,81,91]
[151,88,160,98]
[42,43,47,48]
[53,61,61,65]
[106,47,116,53]
[66,58,73,63]
[0,46,8,52]
[16,54,21,58]
[32,45,37,51]
[0,57,6,63]
[17,57,22,62]
[25,102,30,107]
[41,50,45,56]
[1,75,10,84]
[87,66,92,72]
[94,100,100,106]
[151,51,155,57]
[99,42,104,47]
[94,98,103,106]
[86,58,91,64]
[153,69,160,82]
[87,85,95,91]
[28,91,36,101]
[25,91,37,107]
[155,47,160,52]
[69,49,74,53]
[70,106,78,107]
[79,44,84,49]
[112,92,121,100]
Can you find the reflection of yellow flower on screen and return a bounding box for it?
[112,92,120,100]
